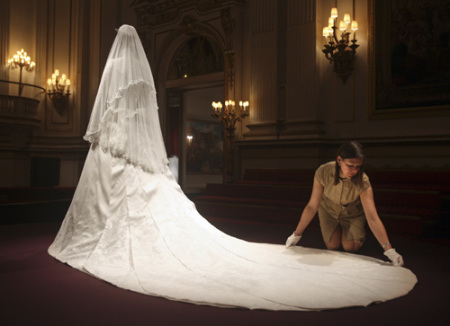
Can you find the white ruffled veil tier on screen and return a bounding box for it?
[84,24,168,173]
[49,25,417,311]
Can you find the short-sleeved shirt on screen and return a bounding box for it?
[315,161,371,220]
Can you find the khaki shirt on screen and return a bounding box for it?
[315,161,371,219]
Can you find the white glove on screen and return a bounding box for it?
[383,248,404,266]
[285,232,302,248]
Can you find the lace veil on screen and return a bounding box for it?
[84,25,168,172]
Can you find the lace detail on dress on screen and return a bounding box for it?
[85,80,168,173]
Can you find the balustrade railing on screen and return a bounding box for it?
[0,79,44,127]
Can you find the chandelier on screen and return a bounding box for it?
[322,5,359,83]
[7,49,36,96]
[46,69,71,113]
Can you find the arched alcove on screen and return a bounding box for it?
[168,36,224,80]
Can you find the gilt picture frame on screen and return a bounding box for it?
[368,0,450,119]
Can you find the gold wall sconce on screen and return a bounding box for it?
[322,3,359,83]
[46,69,71,113]
[211,100,249,183]
[211,100,249,135]
[7,49,36,96]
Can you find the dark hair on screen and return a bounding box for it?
[334,141,365,187]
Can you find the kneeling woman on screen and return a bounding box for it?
[286,141,404,266]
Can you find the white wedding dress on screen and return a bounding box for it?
[48,25,417,311]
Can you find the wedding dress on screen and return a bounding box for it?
[48,25,417,311]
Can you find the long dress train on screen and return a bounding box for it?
[48,25,417,311]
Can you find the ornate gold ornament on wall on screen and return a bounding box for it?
[46,69,71,114]
[211,100,249,134]
[7,49,36,96]
[0,49,43,129]
[322,2,359,83]
[211,100,249,183]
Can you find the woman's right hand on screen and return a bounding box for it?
[285,232,302,248]
[383,248,404,266]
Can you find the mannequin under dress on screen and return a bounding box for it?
[48,25,417,311]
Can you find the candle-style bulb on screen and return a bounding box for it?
[331,8,338,18]
[344,14,351,25]
[328,17,334,28]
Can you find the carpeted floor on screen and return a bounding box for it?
[1,219,449,326]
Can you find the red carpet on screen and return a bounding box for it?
[1,220,449,326]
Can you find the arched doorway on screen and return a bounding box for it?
[165,36,225,193]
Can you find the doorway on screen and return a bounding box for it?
[166,86,224,193]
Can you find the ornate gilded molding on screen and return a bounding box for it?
[221,7,235,89]
[243,120,325,139]
[167,36,224,80]
[180,15,197,34]
[130,0,245,28]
